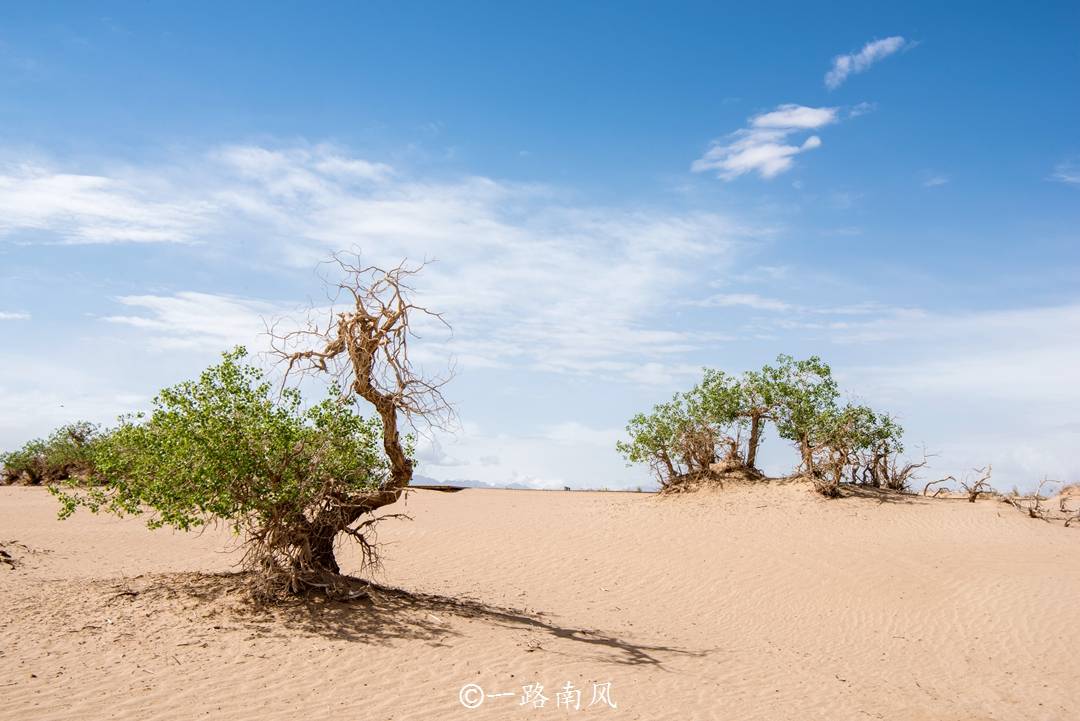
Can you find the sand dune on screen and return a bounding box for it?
[2,483,1078,720]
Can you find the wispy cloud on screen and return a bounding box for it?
[28,143,762,380]
[1051,161,1080,185]
[825,36,910,90]
[691,104,838,180]
[0,311,30,320]
[0,162,210,244]
[104,292,281,351]
[848,101,876,118]
[923,174,949,188]
[692,293,794,312]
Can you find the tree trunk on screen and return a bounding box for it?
[309,526,341,575]
[800,438,814,475]
[746,413,763,468]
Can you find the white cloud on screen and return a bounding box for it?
[692,293,793,312]
[0,162,211,244]
[751,105,837,129]
[848,101,876,118]
[1051,161,1080,185]
[413,420,644,489]
[831,303,1080,486]
[923,174,949,187]
[825,36,910,89]
[0,311,30,320]
[14,144,758,383]
[692,104,838,180]
[104,292,280,351]
[541,421,622,448]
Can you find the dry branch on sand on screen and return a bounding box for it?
[959,465,994,503]
[1001,479,1080,526]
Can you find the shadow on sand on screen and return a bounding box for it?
[102,571,704,668]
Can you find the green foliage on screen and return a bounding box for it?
[616,369,750,487]
[1,421,103,485]
[810,402,905,495]
[51,347,392,532]
[761,354,840,461]
[615,395,697,483]
[49,348,415,596]
[617,353,910,495]
[685,368,743,428]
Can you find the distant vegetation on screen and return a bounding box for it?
[0,421,104,486]
[617,354,922,496]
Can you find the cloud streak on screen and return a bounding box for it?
[1051,161,1080,185]
[692,104,838,180]
[825,36,910,89]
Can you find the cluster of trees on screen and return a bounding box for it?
[616,355,921,495]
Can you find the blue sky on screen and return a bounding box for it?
[1,2,1078,489]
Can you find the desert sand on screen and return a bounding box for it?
[2,483,1078,721]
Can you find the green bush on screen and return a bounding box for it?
[615,394,716,487]
[1,421,103,485]
[51,347,410,597]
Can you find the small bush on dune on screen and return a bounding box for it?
[1,421,104,485]
[803,403,907,496]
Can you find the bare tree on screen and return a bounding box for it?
[270,255,453,576]
[922,477,952,497]
[959,465,994,503]
[1004,478,1063,522]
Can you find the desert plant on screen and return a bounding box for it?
[735,368,779,469]
[808,403,912,493]
[763,354,840,476]
[959,465,994,502]
[616,395,718,488]
[50,348,405,597]
[271,257,452,507]
[53,257,449,599]
[1,421,103,485]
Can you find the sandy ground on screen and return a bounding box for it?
[2,483,1078,721]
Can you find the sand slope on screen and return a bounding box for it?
[2,483,1078,720]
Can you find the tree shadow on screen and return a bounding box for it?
[837,484,923,505]
[264,582,704,668]
[104,572,705,668]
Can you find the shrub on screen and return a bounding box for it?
[615,395,715,488]
[51,347,408,598]
[1,421,103,485]
[807,403,905,496]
